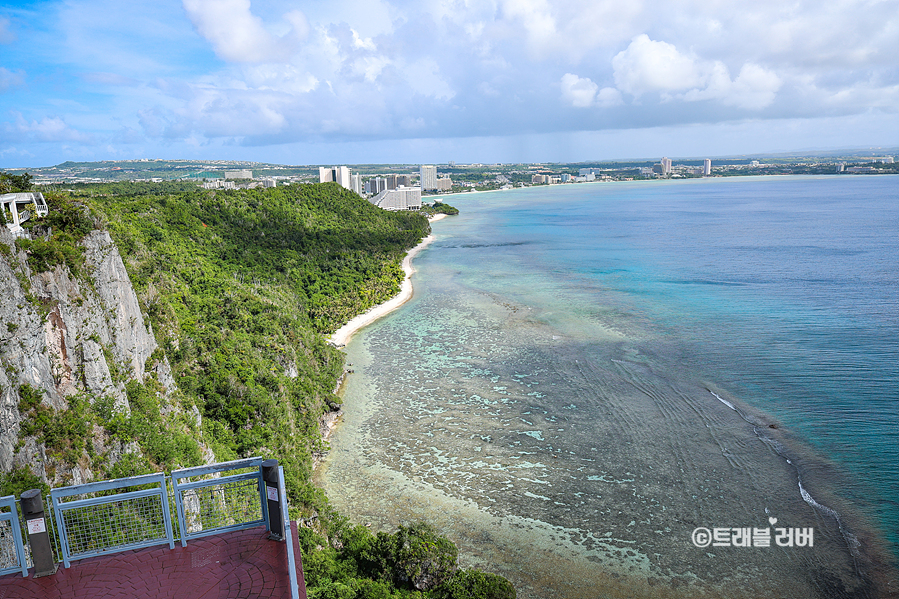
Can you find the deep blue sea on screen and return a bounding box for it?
[320,176,899,598]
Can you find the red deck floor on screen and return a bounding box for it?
[0,524,306,599]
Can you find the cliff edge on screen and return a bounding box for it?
[0,224,194,488]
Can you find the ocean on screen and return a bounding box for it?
[317,175,899,598]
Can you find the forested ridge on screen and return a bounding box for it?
[3,179,511,597]
[80,182,428,494]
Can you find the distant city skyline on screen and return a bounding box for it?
[1,1,897,168]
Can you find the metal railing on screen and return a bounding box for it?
[1,457,300,599]
[0,495,28,577]
[171,457,268,547]
[50,472,175,568]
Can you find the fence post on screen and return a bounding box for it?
[278,466,301,599]
[262,459,284,541]
[20,489,58,577]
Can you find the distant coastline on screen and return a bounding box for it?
[328,213,447,347]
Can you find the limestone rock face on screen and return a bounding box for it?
[0,227,187,485]
[83,231,157,381]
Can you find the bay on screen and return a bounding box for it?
[318,175,899,598]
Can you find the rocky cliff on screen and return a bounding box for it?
[0,226,190,487]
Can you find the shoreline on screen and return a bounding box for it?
[318,180,899,597]
[327,214,446,348]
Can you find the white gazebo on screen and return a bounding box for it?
[1,192,48,237]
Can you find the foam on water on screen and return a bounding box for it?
[709,390,736,411]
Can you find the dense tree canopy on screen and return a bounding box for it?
[0,171,33,193]
[80,183,429,497]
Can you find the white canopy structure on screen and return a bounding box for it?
[1,192,49,237]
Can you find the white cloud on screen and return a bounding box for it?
[612,34,705,96]
[561,74,624,109]
[495,0,643,61]
[677,62,781,109]
[727,63,782,109]
[349,55,390,83]
[612,35,780,109]
[561,73,597,108]
[351,29,376,52]
[818,80,899,112]
[406,58,455,101]
[182,0,304,63]
[499,0,558,57]
[301,0,394,40]
[0,146,35,159]
[243,64,318,94]
[284,10,310,41]
[596,87,624,108]
[5,113,95,143]
[156,84,294,138]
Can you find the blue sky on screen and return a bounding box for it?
[1,0,897,167]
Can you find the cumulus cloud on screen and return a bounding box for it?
[499,0,558,57]
[182,0,304,63]
[612,34,705,96]
[562,74,624,108]
[561,73,597,108]
[676,62,781,109]
[497,0,642,61]
[612,34,781,109]
[726,64,782,109]
[596,87,624,107]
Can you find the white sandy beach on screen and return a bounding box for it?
[327,214,446,347]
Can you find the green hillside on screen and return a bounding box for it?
[79,183,427,498]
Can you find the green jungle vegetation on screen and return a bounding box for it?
[80,181,427,495]
[1,171,33,193]
[3,175,508,598]
[420,202,459,217]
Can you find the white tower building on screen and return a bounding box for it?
[420,165,438,191]
[319,166,353,191]
[661,157,672,175]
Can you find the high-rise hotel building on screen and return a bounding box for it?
[319,166,352,190]
[420,165,438,191]
[660,157,672,175]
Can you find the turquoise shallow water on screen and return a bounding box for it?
[319,176,899,598]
